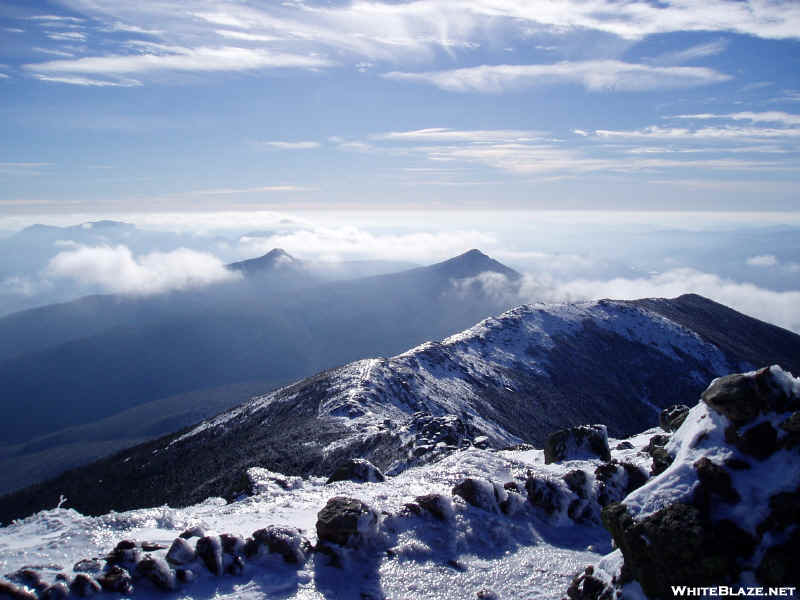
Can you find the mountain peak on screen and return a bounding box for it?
[228,248,302,275]
[430,248,520,280]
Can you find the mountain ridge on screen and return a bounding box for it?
[2,293,798,523]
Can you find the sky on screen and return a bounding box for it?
[1,0,799,214]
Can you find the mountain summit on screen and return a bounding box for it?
[227,248,303,275]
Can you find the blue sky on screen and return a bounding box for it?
[1,0,800,214]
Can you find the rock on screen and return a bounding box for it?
[105,540,141,567]
[5,569,45,591]
[326,458,385,484]
[0,581,37,600]
[602,502,753,597]
[97,566,133,595]
[220,533,246,558]
[757,486,800,535]
[659,404,690,432]
[415,493,454,521]
[452,478,500,512]
[544,424,611,464]
[316,497,379,547]
[476,589,499,600]
[621,462,648,493]
[645,434,670,453]
[72,559,103,574]
[780,411,800,432]
[563,470,589,499]
[525,475,564,515]
[196,535,224,575]
[566,566,614,600]
[738,421,778,460]
[135,556,176,591]
[724,457,750,470]
[69,574,101,597]
[226,556,245,576]
[693,457,740,506]
[473,436,490,449]
[649,447,673,476]
[166,537,196,566]
[615,441,634,450]
[246,526,311,564]
[39,582,69,600]
[756,529,800,587]
[140,542,166,552]
[179,526,205,539]
[176,569,196,584]
[701,367,793,424]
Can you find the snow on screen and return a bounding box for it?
[0,445,623,600]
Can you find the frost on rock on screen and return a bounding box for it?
[326,458,385,484]
[544,424,611,464]
[589,365,800,598]
[316,497,380,548]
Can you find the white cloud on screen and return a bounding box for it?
[33,47,76,57]
[383,61,731,93]
[191,185,317,194]
[594,125,800,141]
[215,30,278,42]
[237,226,497,263]
[261,141,321,150]
[670,112,800,126]
[46,245,240,294]
[469,268,800,333]
[33,74,143,87]
[374,128,544,142]
[0,74,8,80]
[747,254,778,267]
[24,46,333,81]
[46,31,87,41]
[649,40,729,66]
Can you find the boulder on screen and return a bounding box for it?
[105,539,141,568]
[0,581,37,600]
[415,493,454,521]
[327,459,385,484]
[179,526,205,539]
[701,367,794,424]
[563,470,589,499]
[316,497,379,547]
[196,535,224,575]
[134,556,176,591]
[544,425,610,464]
[165,537,196,566]
[38,583,69,600]
[452,478,500,512]
[72,559,102,574]
[97,565,133,594]
[602,502,754,597]
[69,574,101,597]
[693,458,740,506]
[525,475,565,515]
[566,566,614,600]
[659,404,690,432]
[246,526,311,564]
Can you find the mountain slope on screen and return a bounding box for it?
[0,250,522,494]
[2,293,798,523]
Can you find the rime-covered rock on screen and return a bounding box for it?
[544,425,610,464]
[134,556,176,591]
[326,459,385,484]
[659,404,690,432]
[72,559,102,574]
[69,574,101,597]
[566,566,614,600]
[179,526,205,539]
[415,493,454,521]
[452,478,503,512]
[165,537,196,566]
[0,580,37,600]
[246,526,311,564]
[39,582,69,600]
[97,565,133,595]
[195,535,223,575]
[525,475,565,515]
[105,539,141,568]
[316,497,379,547]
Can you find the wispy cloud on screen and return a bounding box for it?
[24,46,333,83]
[33,74,143,87]
[374,128,544,142]
[32,47,76,57]
[594,125,800,140]
[648,40,729,66]
[383,61,731,93]
[746,254,778,267]
[215,30,278,42]
[192,185,317,195]
[670,112,800,126]
[45,31,87,41]
[28,15,85,23]
[261,141,321,150]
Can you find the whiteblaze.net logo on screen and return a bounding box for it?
[671,587,797,597]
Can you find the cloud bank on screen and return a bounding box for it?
[46,245,240,294]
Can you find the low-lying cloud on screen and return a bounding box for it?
[46,245,240,294]
[459,268,800,334]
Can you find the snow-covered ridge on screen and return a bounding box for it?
[178,299,732,448]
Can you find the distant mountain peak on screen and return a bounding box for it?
[430,248,520,280]
[228,248,303,275]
